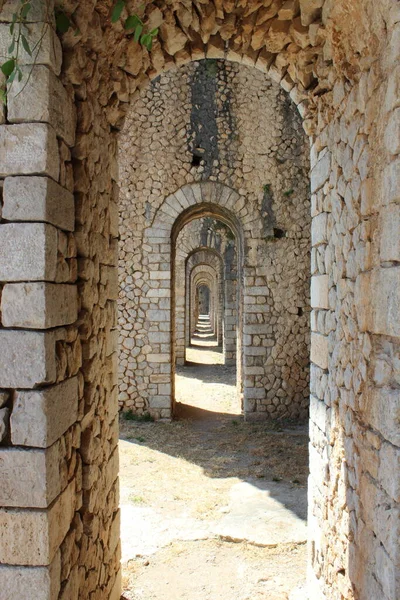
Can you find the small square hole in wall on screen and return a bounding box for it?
[273,228,286,239]
[192,147,204,167]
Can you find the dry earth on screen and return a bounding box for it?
[119,342,309,600]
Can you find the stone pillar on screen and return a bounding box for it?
[0,3,87,596]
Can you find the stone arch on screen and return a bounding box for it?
[186,250,226,354]
[174,216,235,364]
[190,261,220,346]
[143,181,246,418]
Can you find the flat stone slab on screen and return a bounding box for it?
[213,479,307,546]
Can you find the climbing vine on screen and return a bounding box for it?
[0,0,159,103]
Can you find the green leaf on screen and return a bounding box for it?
[1,58,15,77]
[56,12,71,34]
[21,34,32,56]
[141,33,153,51]
[21,2,32,19]
[149,28,159,37]
[8,38,15,54]
[0,88,7,104]
[17,67,23,82]
[7,69,17,84]
[111,0,125,23]
[133,23,143,43]
[125,14,141,30]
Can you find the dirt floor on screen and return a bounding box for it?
[119,338,309,600]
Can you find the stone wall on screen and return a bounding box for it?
[118,59,311,420]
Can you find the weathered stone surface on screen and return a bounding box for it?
[0,22,61,74]
[3,176,74,231]
[299,0,323,25]
[11,377,78,448]
[0,444,65,508]
[371,267,400,337]
[380,205,400,262]
[0,223,57,282]
[384,108,400,155]
[311,212,328,246]
[311,275,329,309]
[310,333,328,370]
[311,152,331,192]
[1,283,78,329]
[0,481,75,566]
[364,387,400,447]
[0,124,59,179]
[0,330,57,388]
[8,66,76,146]
[0,553,61,600]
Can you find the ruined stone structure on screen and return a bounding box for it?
[118,61,311,418]
[0,1,399,599]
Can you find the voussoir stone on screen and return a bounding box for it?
[3,176,74,231]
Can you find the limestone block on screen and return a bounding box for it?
[149,395,170,409]
[7,66,75,145]
[310,395,327,432]
[11,377,79,448]
[0,124,59,179]
[379,442,400,502]
[311,212,328,246]
[0,223,58,282]
[380,205,400,262]
[360,178,376,216]
[3,176,74,231]
[354,272,372,332]
[299,0,323,25]
[311,275,329,308]
[0,0,55,23]
[384,108,400,155]
[147,353,170,362]
[0,444,65,507]
[0,553,61,600]
[383,158,400,205]
[371,267,400,337]
[0,330,57,388]
[0,481,75,566]
[0,23,61,74]
[364,387,400,450]
[1,283,77,328]
[311,333,328,369]
[311,151,331,192]
[0,407,10,443]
